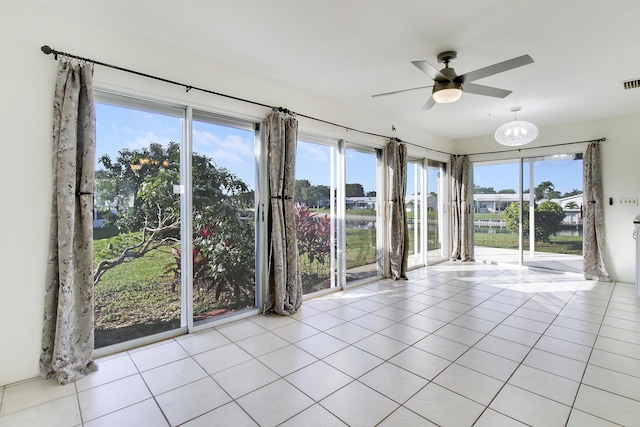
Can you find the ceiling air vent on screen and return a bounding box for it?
[623,79,640,90]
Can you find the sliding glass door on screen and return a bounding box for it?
[345,147,381,283]
[191,114,258,325]
[427,160,446,263]
[472,160,521,266]
[407,159,424,268]
[94,98,185,348]
[295,138,338,294]
[472,155,583,272]
[523,154,583,273]
[94,95,261,349]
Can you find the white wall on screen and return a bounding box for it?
[455,114,640,284]
[0,2,451,386]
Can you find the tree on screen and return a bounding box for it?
[295,179,311,203]
[95,142,255,306]
[497,189,516,194]
[346,183,364,197]
[504,202,529,234]
[534,181,561,202]
[302,185,330,208]
[563,189,582,197]
[504,201,566,242]
[534,201,566,242]
[565,201,579,209]
[365,191,376,197]
[474,185,496,194]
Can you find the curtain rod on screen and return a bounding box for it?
[41,45,600,159]
[41,45,448,155]
[465,137,606,157]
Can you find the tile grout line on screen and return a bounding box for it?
[564,280,636,426]
[565,282,616,427]
[6,265,637,426]
[355,270,538,426]
[467,276,585,426]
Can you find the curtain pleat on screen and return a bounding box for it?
[387,140,408,279]
[450,155,473,261]
[40,61,98,384]
[583,142,611,281]
[264,110,302,315]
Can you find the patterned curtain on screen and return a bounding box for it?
[387,139,408,279]
[450,155,473,261]
[263,110,303,315]
[583,142,611,281]
[40,60,98,384]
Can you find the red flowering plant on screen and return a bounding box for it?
[295,203,332,284]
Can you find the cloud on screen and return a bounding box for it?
[193,130,253,166]
[129,131,175,149]
[298,141,329,163]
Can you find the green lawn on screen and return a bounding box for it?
[93,243,180,329]
[474,232,583,255]
[474,213,505,221]
[94,226,379,334]
[345,228,377,268]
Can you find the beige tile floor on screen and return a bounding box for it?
[2,262,640,426]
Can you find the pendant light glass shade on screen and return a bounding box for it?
[494,107,538,146]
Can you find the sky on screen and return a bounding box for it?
[96,103,379,194]
[96,102,582,197]
[473,158,583,195]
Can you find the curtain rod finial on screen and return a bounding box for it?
[41,45,53,55]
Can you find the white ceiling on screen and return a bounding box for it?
[37,0,640,141]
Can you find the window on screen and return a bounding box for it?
[473,155,583,273]
[94,98,185,348]
[191,114,258,324]
[427,160,446,262]
[94,94,261,349]
[345,147,382,283]
[296,138,338,294]
[407,159,425,267]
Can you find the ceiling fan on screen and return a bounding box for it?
[372,51,534,110]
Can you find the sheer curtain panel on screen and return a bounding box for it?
[263,110,303,315]
[583,142,611,281]
[387,139,408,279]
[450,155,472,261]
[40,60,98,384]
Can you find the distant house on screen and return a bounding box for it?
[405,194,438,213]
[551,194,583,224]
[348,196,376,209]
[473,193,583,225]
[473,193,520,213]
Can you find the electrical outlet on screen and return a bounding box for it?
[610,251,616,260]
[619,198,638,206]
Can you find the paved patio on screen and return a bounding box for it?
[474,246,583,274]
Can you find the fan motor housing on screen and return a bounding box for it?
[434,80,462,92]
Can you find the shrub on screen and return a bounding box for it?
[504,201,566,242]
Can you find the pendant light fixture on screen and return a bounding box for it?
[494,107,538,146]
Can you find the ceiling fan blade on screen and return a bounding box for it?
[458,54,534,83]
[464,83,512,98]
[421,97,436,111]
[411,60,448,81]
[371,85,433,98]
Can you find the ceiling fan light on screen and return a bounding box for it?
[495,120,538,146]
[432,87,462,103]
